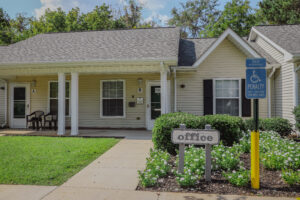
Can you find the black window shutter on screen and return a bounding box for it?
[242,79,251,117]
[203,79,213,115]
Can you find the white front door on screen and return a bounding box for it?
[10,83,30,128]
[146,81,170,130]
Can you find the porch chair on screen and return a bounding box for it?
[43,113,58,130]
[26,111,44,130]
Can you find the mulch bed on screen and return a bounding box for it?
[137,153,300,197]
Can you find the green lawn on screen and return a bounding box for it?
[0,136,119,186]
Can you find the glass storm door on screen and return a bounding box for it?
[10,84,30,128]
[151,86,161,120]
[147,82,161,130]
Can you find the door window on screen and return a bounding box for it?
[151,86,161,120]
[13,87,26,118]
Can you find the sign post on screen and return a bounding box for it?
[172,124,220,182]
[246,58,266,190]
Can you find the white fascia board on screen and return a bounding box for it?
[251,27,293,61]
[192,28,260,67]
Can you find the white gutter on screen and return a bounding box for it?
[173,68,177,112]
[0,79,7,128]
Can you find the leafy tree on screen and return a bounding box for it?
[84,4,114,30]
[10,13,32,43]
[66,7,84,31]
[122,0,142,28]
[168,0,220,38]
[204,0,256,37]
[42,8,67,32]
[259,0,300,24]
[0,8,12,45]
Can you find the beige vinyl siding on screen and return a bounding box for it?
[255,35,297,124]
[255,36,284,63]
[7,73,170,128]
[176,38,268,118]
[255,36,285,119]
[0,80,6,125]
[281,62,296,124]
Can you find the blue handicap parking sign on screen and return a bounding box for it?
[246,68,266,99]
[246,58,266,68]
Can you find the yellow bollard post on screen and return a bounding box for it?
[251,131,260,189]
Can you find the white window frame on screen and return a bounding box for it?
[100,80,126,118]
[213,78,242,117]
[48,81,71,117]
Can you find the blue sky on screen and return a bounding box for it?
[2,0,260,25]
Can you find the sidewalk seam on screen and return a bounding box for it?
[39,186,58,200]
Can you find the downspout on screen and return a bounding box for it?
[173,68,177,112]
[267,66,279,118]
[1,79,7,128]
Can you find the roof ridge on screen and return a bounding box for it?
[254,23,300,27]
[183,37,218,40]
[43,26,178,35]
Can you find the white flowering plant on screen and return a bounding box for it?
[175,146,205,187]
[223,169,250,187]
[281,169,300,185]
[138,148,171,187]
[259,131,300,170]
[212,143,241,171]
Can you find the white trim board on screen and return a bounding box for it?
[192,28,260,67]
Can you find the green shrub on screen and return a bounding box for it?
[281,169,300,185]
[244,118,292,137]
[152,113,245,154]
[223,170,250,187]
[212,143,241,171]
[138,148,171,187]
[204,114,246,146]
[152,112,206,155]
[293,106,300,131]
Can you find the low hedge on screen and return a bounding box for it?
[152,113,246,154]
[244,117,292,137]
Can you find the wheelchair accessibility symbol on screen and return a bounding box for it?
[246,68,266,99]
[250,70,261,84]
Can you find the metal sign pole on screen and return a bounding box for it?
[251,99,260,189]
[205,124,212,182]
[178,124,185,174]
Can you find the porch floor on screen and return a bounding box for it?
[0,129,152,140]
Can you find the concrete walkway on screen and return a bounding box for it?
[0,137,295,200]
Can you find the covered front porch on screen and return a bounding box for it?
[0,61,174,134]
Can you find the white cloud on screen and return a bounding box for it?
[145,12,170,26]
[137,0,165,10]
[35,0,63,18]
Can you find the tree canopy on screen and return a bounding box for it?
[168,0,220,38]
[0,0,154,45]
[203,0,256,37]
[259,0,300,24]
[1,0,300,44]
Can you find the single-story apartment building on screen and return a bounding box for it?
[0,24,299,134]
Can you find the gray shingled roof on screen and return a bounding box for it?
[179,36,278,66]
[245,38,278,65]
[0,27,180,64]
[254,24,300,54]
[178,38,216,66]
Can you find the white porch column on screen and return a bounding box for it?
[160,62,168,114]
[71,72,79,135]
[57,73,66,135]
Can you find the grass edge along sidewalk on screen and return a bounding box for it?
[0,136,120,186]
